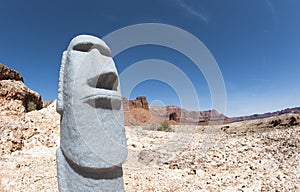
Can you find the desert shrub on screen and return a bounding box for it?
[143,120,174,132]
[27,101,37,112]
[289,116,298,126]
[157,120,174,132]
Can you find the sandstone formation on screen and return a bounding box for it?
[0,63,23,82]
[0,64,50,156]
[127,96,149,110]
[169,112,178,121]
[124,97,227,126]
[0,65,42,113]
[123,97,153,125]
[150,106,226,124]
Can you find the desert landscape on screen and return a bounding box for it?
[1,1,300,191]
[0,64,299,191]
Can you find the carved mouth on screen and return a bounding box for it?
[85,94,122,110]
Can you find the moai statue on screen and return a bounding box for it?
[56,35,127,191]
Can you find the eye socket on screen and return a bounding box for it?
[72,43,111,57]
[88,72,118,91]
[73,43,94,52]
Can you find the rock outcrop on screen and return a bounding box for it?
[150,106,226,124]
[124,97,226,125]
[0,64,42,113]
[0,63,24,82]
[127,96,149,110]
[123,97,152,125]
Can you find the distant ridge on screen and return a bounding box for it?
[124,96,300,125]
[226,107,300,123]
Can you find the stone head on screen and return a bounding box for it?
[57,35,127,169]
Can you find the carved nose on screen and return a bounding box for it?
[88,72,118,91]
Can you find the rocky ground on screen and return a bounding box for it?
[1,102,299,191]
[125,115,300,191]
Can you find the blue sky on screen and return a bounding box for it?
[0,0,299,117]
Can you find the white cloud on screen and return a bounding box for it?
[265,0,278,26]
[177,0,209,23]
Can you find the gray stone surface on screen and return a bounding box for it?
[56,35,127,191]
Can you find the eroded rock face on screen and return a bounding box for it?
[0,80,42,113]
[151,106,226,124]
[56,35,127,191]
[0,64,43,114]
[123,97,152,125]
[0,64,51,156]
[128,96,149,110]
[169,112,178,121]
[0,63,24,82]
[0,101,60,155]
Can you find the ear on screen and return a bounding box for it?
[56,51,67,115]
